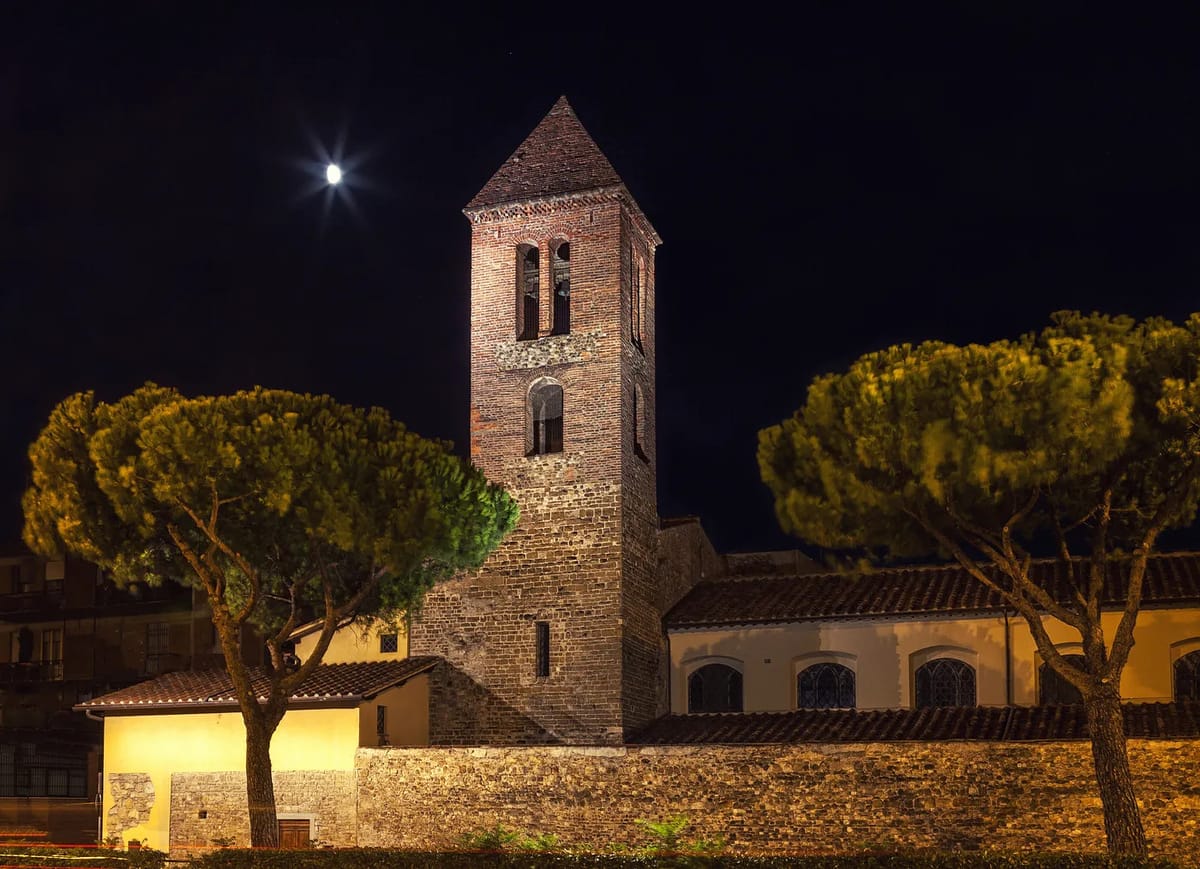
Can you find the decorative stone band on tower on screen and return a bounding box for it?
[408,96,665,745]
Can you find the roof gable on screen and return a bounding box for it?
[466,96,624,210]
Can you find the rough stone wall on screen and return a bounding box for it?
[410,192,663,745]
[106,772,154,837]
[656,520,725,624]
[619,209,662,733]
[355,741,1200,860]
[168,770,355,853]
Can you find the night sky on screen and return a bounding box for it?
[4,6,1199,555]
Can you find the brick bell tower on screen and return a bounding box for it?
[409,96,662,745]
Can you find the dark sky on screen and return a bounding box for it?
[4,5,1199,555]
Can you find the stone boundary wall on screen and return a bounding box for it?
[356,741,1200,859]
[169,770,355,854]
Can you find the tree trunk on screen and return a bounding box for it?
[1084,687,1147,856]
[245,715,280,848]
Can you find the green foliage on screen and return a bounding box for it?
[758,312,1200,855]
[758,311,1200,560]
[633,816,726,857]
[459,825,565,853]
[635,816,691,852]
[23,385,519,636]
[460,823,523,851]
[521,833,566,853]
[0,845,166,868]
[21,384,518,847]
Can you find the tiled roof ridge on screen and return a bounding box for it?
[708,550,1200,585]
[629,700,1200,745]
[77,656,440,710]
[667,551,1200,628]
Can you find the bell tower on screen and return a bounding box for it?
[409,97,662,744]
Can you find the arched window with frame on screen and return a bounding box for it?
[551,241,570,335]
[1175,649,1200,702]
[914,658,976,708]
[1039,654,1086,705]
[517,244,540,340]
[797,662,856,709]
[529,380,563,455]
[687,663,743,713]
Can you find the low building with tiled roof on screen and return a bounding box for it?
[665,549,1200,716]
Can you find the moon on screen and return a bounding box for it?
[325,164,343,185]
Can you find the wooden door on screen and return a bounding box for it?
[278,819,310,849]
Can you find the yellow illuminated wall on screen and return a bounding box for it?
[293,618,408,664]
[102,706,360,851]
[357,676,430,747]
[669,606,1200,713]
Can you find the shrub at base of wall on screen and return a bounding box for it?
[186,851,1184,869]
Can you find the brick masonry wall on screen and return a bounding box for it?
[410,193,663,745]
[168,770,355,854]
[619,210,662,732]
[355,741,1200,859]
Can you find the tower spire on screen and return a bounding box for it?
[466,96,624,210]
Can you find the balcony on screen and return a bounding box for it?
[0,662,63,684]
[0,592,65,616]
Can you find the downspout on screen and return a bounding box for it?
[1004,608,1013,706]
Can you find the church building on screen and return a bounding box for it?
[75,97,1200,856]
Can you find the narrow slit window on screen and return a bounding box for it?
[633,384,648,461]
[518,245,540,340]
[530,381,564,455]
[535,621,550,677]
[376,705,389,745]
[551,241,570,335]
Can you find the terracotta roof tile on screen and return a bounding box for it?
[466,96,623,210]
[76,657,438,712]
[666,552,1200,629]
[629,701,1200,745]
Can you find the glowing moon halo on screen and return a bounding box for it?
[325,163,343,185]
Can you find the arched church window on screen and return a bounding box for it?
[914,658,976,708]
[1039,654,1086,706]
[797,662,856,709]
[517,245,540,340]
[551,241,570,335]
[1176,649,1200,702]
[687,663,743,713]
[529,381,563,455]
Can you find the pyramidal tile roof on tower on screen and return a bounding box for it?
[466,96,626,210]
